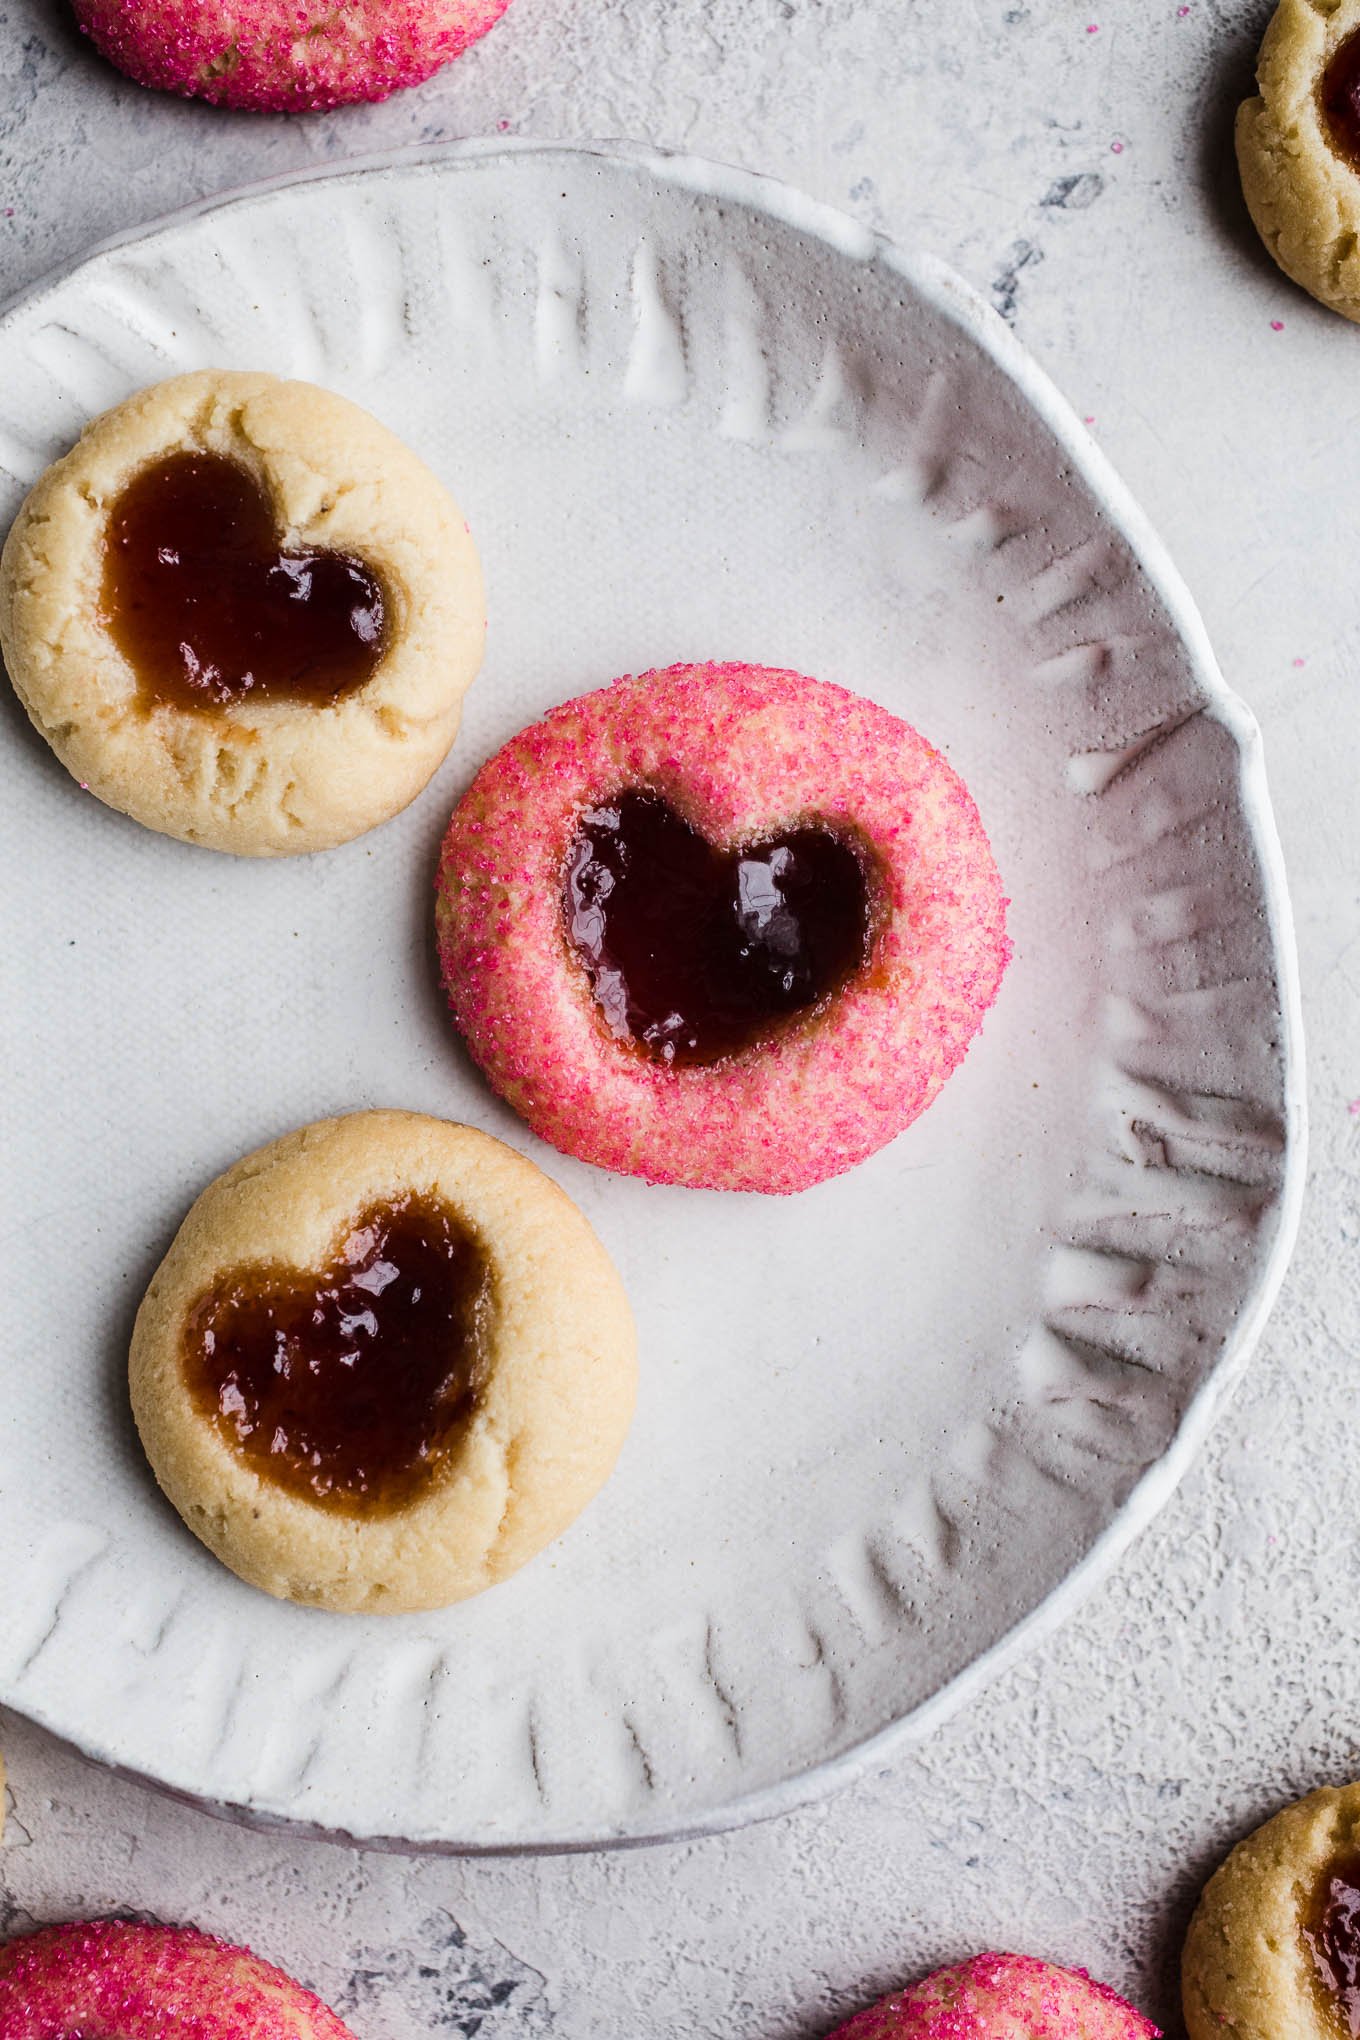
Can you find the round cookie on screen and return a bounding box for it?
[1183,1782,1360,2040]
[0,1919,355,2038]
[0,370,484,855]
[129,1111,636,1612]
[828,1953,1158,2039]
[71,0,513,111]
[1237,0,1360,320]
[435,661,1010,1196]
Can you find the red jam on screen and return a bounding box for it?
[564,790,875,1066]
[1305,1848,1360,2036]
[183,1194,492,1515]
[103,450,387,711]
[1320,29,1360,172]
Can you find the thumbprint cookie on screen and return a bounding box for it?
[828,1953,1159,2039]
[1183,1783,1360,2040]
[0,369,484,854]
[1238,0,1360,320]
[435,662,1010,1195]
[129,1112,636,1612]
[0,1919,357,2039]
[72,0,513,112]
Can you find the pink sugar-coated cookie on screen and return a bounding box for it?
[828,1953,1160,2040]
[435,662,1010,1195]
[0,1920,357,2040]
[71,0,512,111]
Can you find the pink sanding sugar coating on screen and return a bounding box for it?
[0,1919,357,2040]
[70,0,512,111]
[827,1953,1160,2040]
[435,662,1010,1196]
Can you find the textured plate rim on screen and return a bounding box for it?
[0,135,1308,1855]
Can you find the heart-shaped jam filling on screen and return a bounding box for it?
[183,1194,492,1515]
[103,450,388,711]
[564,790,876,1066]
[1306,1848,1360,2037]
[1321,29,1360,171]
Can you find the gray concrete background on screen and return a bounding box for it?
[2,2,1358,2034]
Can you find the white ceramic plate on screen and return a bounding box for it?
[0,141,1304,1851]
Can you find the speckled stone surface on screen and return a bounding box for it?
[0,0,1356,2035]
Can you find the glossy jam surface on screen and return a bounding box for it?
[1304,1848,1360,2035]
[564,790,875,1065]
[103,450,387,710]
[184,1194,492,1515]
[1321,29,1360,172]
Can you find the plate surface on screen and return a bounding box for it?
[0,141,1304,1850]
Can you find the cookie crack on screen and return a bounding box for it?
[487,1430,525,1570]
